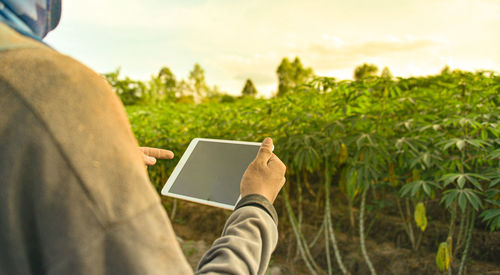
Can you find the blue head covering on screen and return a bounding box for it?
[0,0,61,41]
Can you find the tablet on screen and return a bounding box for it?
[161,138,261,210]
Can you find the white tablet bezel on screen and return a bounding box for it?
[161,138,262,210]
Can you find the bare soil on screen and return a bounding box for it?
[164,197,500,275]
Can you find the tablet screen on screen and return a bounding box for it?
[161,139,261,209]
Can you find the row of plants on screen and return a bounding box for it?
[123,70,499,274]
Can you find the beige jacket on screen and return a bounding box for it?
[0,23,278,275]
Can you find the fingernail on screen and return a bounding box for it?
[263,137,272,144]
[148,156,156,163]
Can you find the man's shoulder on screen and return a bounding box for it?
[0,45,130,151]
[0,39,157,225]
[0,23,121,124]
[0,23,105,93]
[1,46,113,102]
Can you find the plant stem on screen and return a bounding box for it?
[327,211,350,275]
[284,188,321,274]
[396,198,411,247]
[304,170,316,197]
[170,199,177,221]
[308,221,325,248]
[324,214,332,275]
[455,206,468,257]
[324,163,350,275]
[446,203,458,275]
[360,185,377,275]
[295,172,303,260]
[448,203,457,239]
[297,173,304,229]
[405,198,416,250]
[348,197,355,230]
[415,229,423,251]
[458,209,476,275]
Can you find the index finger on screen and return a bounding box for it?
[140,147,174,159]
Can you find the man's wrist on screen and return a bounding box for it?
[234,194,279,225]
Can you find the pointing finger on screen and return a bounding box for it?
[140,147,174,159]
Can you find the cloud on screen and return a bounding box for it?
[233,72,275,84]
[204,35,448,93]
[48,0,500,97]
[210,53,280,85]
[305,38,439,70]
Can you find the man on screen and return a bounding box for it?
[0,1,286,274]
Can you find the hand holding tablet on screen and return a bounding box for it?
[161,137,286,209]
[240,137,286,204]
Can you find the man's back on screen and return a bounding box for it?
[0,23,192,274]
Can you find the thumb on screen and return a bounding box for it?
[255,137,273,164]
[143,154,157,166]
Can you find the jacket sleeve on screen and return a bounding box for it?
[196,195,279,275]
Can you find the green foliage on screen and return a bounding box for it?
[414,202,428,231]
[480,209,500,231]
[121,68,499,273]
[241,79,258,97]
[276,57,314,96]
[380,66,393,80]
[441,65,451,75]
[481,172,500,231]
[148,66,177,102]
[436,242,451,271]
[188,63,208,100]
[104,62,237,105]
[400,180,439,199]
[354,63,379,80]
[124,70,499,234]
[103,68,147,105]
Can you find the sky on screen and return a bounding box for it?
[44,0,500,97]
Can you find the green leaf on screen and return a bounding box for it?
[411,181,421,196]
[441,190,458,209]
[443,139,457,150]
[400,180,436,199]
[423,153,431,167]
[480,209,500,231]
[466,173,489,181]
[347,169,358,200]
[464,174,484,191]
[458,192,467,212]
[489,178,500,188]
[414,202,428,231]
[422,182,431,197]
[465,190,483,211]
[456,139,466,151]
[466,139,491,148]
[436,242,450,271]
[488,148,500,160]
[440,173,461,187]
[481,209,500,220]
[457,175,466,189]
[399,183,413,197]
[481,129,488,140]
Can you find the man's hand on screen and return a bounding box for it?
[240,137,286,204]
[139,147,174,166]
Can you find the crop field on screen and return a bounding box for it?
[116,69,499,274]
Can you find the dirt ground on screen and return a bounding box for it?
[165,198,500,275]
